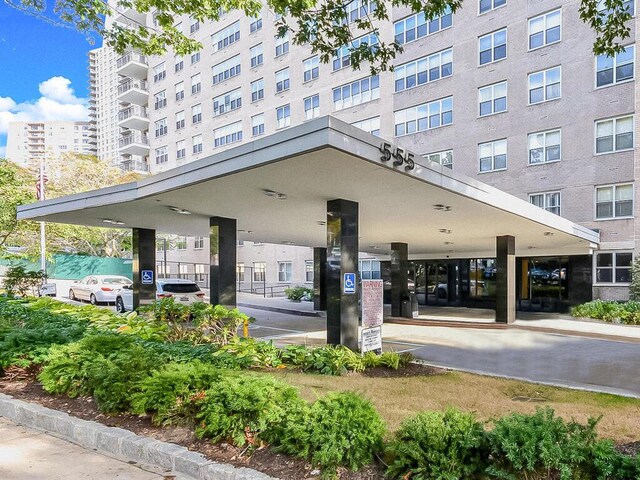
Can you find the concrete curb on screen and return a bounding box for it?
[0,393,276,480]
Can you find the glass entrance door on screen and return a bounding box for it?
[426,262,459,305]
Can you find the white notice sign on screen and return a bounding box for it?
[361,326,382,353]
[362,279,384,328]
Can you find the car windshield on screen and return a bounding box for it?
[102,277,131,285]
[162,283,201,293]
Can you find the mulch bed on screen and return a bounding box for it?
[0,365,396,479]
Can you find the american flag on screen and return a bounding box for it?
[36,172,49,201]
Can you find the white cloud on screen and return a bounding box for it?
[0,76,89,135]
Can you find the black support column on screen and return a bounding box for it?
[313,247,327,311]
[391,242,410,317]
[326,199,359,350]
[132,228,156,310]
[496,235,516,323]
[210,217,237,308]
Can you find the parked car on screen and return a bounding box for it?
[68,275,132,305]
[115,278,205,313]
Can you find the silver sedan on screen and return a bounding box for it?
[68,275,132,305]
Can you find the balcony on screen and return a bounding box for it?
[117,78,148,105]
[118,132,149,156]
[116,51,148,79]
[118,105,149,130]
[118,157,149,174]
[113,5,147,27]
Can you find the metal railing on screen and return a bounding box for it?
[118,105,148,122]
[119,159,150,172]
[116,51,148,69]
[117,78,148,95]
[118,132,149,148]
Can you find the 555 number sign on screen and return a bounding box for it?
[379,142,415,170]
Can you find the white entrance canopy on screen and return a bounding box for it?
[18,116,599,258]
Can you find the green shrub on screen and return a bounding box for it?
[385,409,488,480]
[589,439,640,480]
[284,285,313,302]
[130,361,229,425]
[486,407,603,480]
[571,300,640,326]
[39,334,161,412]
[2,265,45,297]
[214,337,282,368]
[190,303,252,345]
[139,297,191,324]
[194,374,303,446]
[276,391,385,476]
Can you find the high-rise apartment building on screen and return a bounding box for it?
[5,121,97,167]
[98,0,638,305]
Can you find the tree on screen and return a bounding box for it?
[629,255,640,301]
[0,153,141,258]
[7,0,634,74]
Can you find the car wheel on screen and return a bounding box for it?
[90,293,97,305]
[69,289,76,301]
[115,297,126,313]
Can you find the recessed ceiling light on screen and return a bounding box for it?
[444,241,454,245]
[317,221,326,226]
[433,204,452,211]
[262,188,287,200]
[438,229,452,234]
[168,206,191,215]
[543,231,554,236]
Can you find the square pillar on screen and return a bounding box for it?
[132,228,156,310]
[496,235,516,323]
[210,217,237,308]
[313,247,327,311]
[391,242,409,317]
[326,199,359,350]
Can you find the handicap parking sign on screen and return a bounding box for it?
[343,273,356,294]
[141,270,154,285]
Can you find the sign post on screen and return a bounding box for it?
[361,279,383,353]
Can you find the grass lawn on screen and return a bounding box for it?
[255,368,640,443]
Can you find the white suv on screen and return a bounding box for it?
[115,278,206,313]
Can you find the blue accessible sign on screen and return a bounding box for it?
[343,273,356,294]
[141,270,154,285]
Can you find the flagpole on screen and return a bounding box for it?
[39,158,46,277]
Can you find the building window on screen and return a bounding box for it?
[212,21,240,52]
[194,236,204,249]
[479,0,506,14]
[333,75,380,111]
[214,121,243,147]
[333,32,378,71]
[528,9,561,50]
[528,66,561,104]
[596,183,633,219]
[479,28,507,65]
[359,259,381,279]
[276,104,291,129]
[251,78,264,102]
[595,252,632,284]
[597,0,634,19]
[192,134,203,153]
[154,91,166,110]
[595,115,634,154]
[275,32,289,56]
[213,88,242,116]
[189,17,199,34]
[304,94,320,120]
[305,261,314,282]
[528,129,561,164]
[597,46,635,87]
[278,262,292,282]
[237,263,245,282]
[176,110,185,130]
[394,8,452,45]
[252,113,265,136]
[394,96,453,136]
[253,262,266,282]
[175,81,184,101]
[478,81,507,116]
[191,73,201,94]
[155,118,168,137]
[155,146,168,164]
[176,236,187,250]
[342,0,376,24]
[176,140,186,160]
[352,117,381,136]
[175,57,184,72]
[212,55,241,84]
[195,264,206,281]
[153,62,166,83]
[394,48,453,92]
[424,149,453,169]
[479,139,507,172]
[250,16,262,33]
[303,56,319,82]
[192,104,202,124]
[250,43,263,67]
[529,191,561,215]
[275,68,290,93]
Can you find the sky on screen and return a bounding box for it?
[0,3,100,156]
